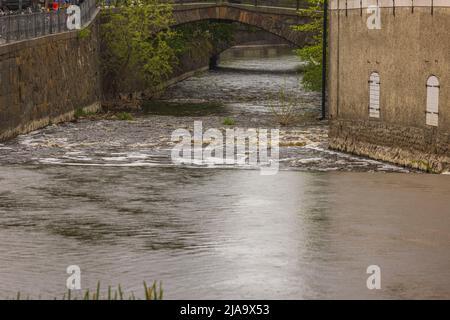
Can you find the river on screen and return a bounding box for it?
[0,45,449,299]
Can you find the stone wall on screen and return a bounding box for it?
[328,4,450,172]
[0,11,101,141]
[172,3,308,46]
[330,119,450,172]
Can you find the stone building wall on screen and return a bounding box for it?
[328,2,450,172]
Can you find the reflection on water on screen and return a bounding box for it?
[0,166,449,299]
[0,45,448,299]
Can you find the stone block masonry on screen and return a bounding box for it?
[0,11,102,141]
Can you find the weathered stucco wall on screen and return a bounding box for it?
[0,12,101,141]
[328,4,450,172]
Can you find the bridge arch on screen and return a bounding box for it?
[172,3,309,47]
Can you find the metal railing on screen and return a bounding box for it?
[0,0,97,45]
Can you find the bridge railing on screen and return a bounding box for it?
[0,0,97,45]
[168,0,308,10]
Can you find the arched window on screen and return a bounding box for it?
[426,76,439,127]
[369,72,380,118]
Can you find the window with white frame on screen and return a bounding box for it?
[426,76,439,127]
[369,72,380,118]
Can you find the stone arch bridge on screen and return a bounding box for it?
[171,2,309,47]
[0,2,310,142]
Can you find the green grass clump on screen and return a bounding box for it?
[14,281,163,300]
[222,117,236,126]
[116,112,134,121]
[410,160,434,173]
[74,108,98,119]
[73,108,89,119]
[77,28,91,40]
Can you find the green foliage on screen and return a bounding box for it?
[116,112,134,121]
[14,281,163,300]
[268,82,303,126]
[410,160,434,173]
[77,28,91,40]
[100,1,236,96]
[206,22,235,48]
[74,108,97,119]
[101,0,177,94]
[74,108,85,119]
[170,22,235,57]
[300,62,323,91]
[222,117,236,126]
[143,281,164,300]
[294,0,326,91]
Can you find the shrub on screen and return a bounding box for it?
[101,1,177,97]
[294,0,326,92]
[268,85,302,126]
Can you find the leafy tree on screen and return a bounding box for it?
[101,0,178,97]
[170,21,235,56]
[294,0,325,92]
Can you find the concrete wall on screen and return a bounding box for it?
[0,12,101,141]
[328,3,450,172]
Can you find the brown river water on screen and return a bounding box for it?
[0,45,448,299]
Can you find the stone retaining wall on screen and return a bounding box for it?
[0,11,101,141]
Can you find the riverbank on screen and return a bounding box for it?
[0,46,411,173]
